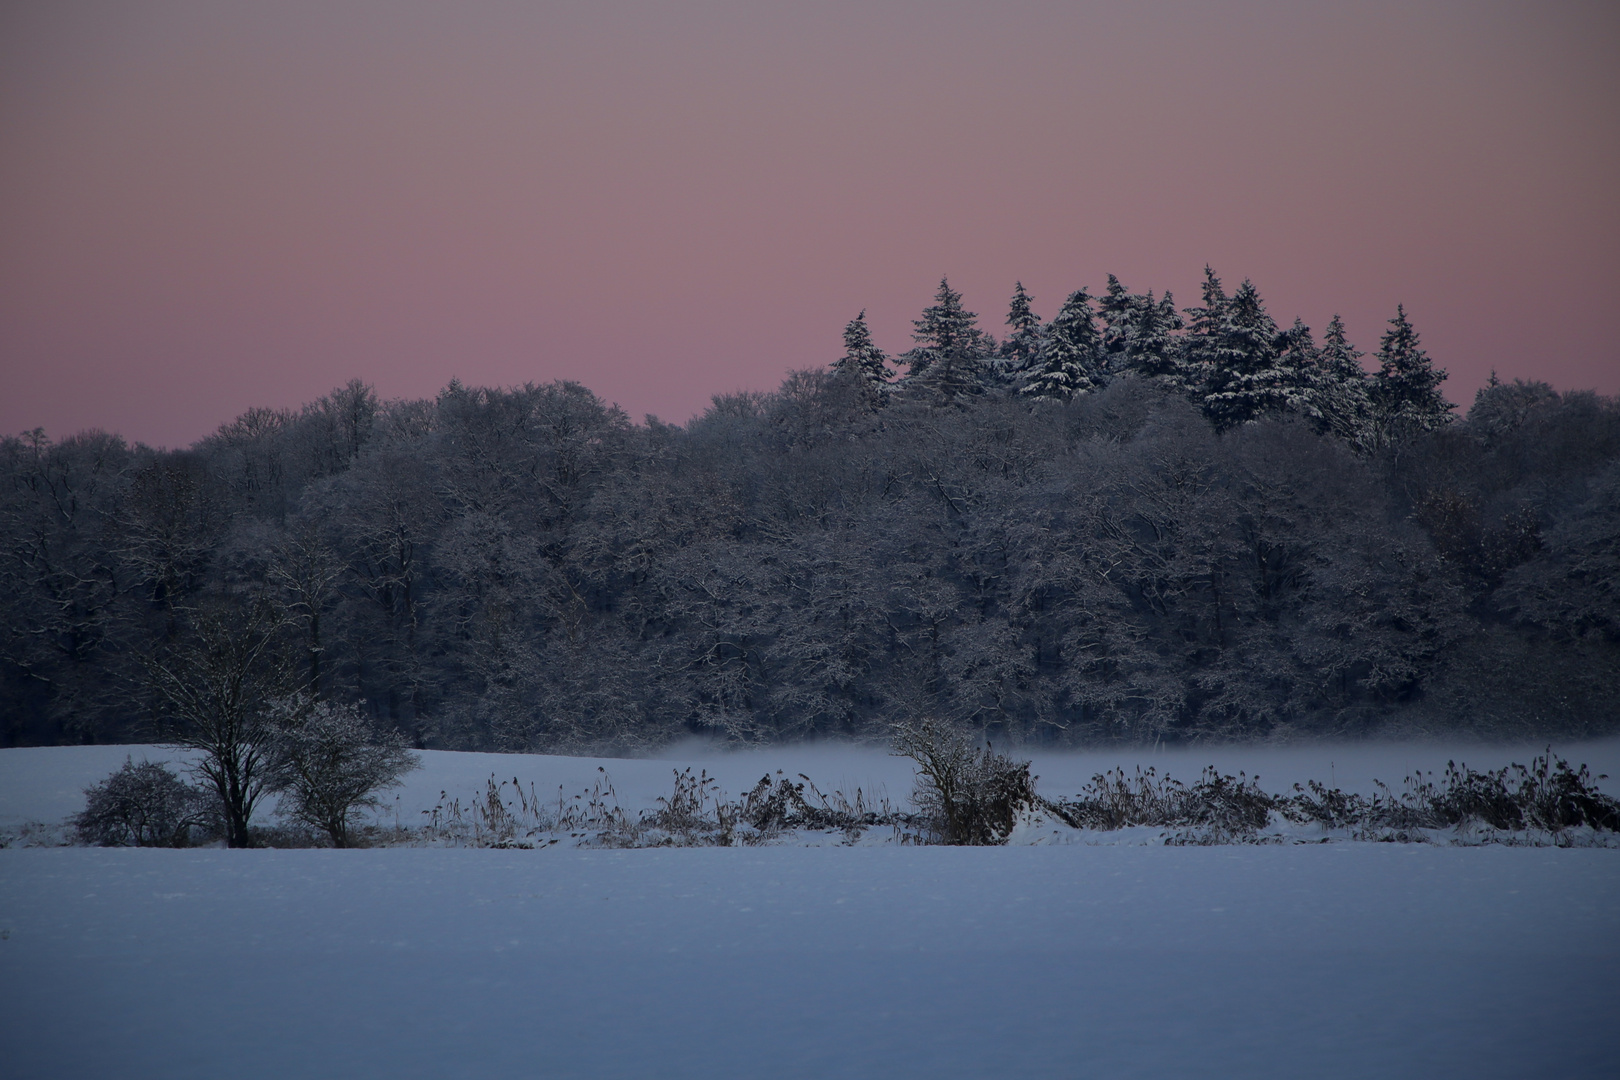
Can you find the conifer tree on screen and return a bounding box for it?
[1098,274,1135,373]
[999,282,1043,372]
[1125,290,1187,386]
[1021,288,1104,402]
[905,278,986,374]
[1309,314,1376,444]
[1180,266,1230,399]
[1275,317,1319,415]
[1372,304,1452,432]
[1101,276,1187,386]
[1182,266,1230,355]
[905,277,991,401]
[1196,279,1288,430]
[831,310,890,399]
[1319,314,1365,381]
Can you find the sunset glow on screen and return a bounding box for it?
[2,0,1616,446]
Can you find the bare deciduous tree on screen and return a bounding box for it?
[147,597,293,847]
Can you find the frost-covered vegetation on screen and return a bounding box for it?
[6,748,1617,1078]
[1045,749,1620,846]
[71,757,217,848]
[3,269,1617,754]
[409,745,1620,850]
[55,697,419,849]
[39,741,1619,851]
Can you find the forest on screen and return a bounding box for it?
[3,269,1617,750]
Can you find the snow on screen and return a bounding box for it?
[2,741,1618,1077]
[3,844,1617,1078]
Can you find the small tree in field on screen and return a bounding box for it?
[147,597,294,847]
[268,695,420,846]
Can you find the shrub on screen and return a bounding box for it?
[741,773,815,832]
[630,769,900,846]
[267,696,421,847]
[1514,752,1620,831]
[74,758,217,847]
[892,719,1037,844]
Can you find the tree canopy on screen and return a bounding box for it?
[3,268,1615,751]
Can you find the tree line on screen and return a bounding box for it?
[839,270,1450,444]
[3,269,1616,750]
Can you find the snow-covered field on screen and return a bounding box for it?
[3,741,1618,1078]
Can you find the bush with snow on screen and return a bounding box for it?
[892,719,1038,845]
[73,758,217,847]
[267,695,421,847]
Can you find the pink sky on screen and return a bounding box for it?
[2,0,1616,448]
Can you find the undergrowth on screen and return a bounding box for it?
[49,744,1620,850]
[1041,766,1277,845]
[415,767,912,848]
[1044,750,1620,845]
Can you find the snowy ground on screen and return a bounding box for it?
[2,740,1618,1078]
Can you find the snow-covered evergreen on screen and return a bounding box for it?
[904,278,987,374]
[1098,275,1135,373]
[1307,314,1376,443]
[1275,317,1319,415]
[1099,276,1186,386]
[1126,290,1186,386]
[1179,266,1227,400]
[1021,288,1105,402]
[998,281,1043,374]
[831,310,890,400]
[1373,304,1452,433]
[903,277,992,402]
[1192,277,1289,430]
